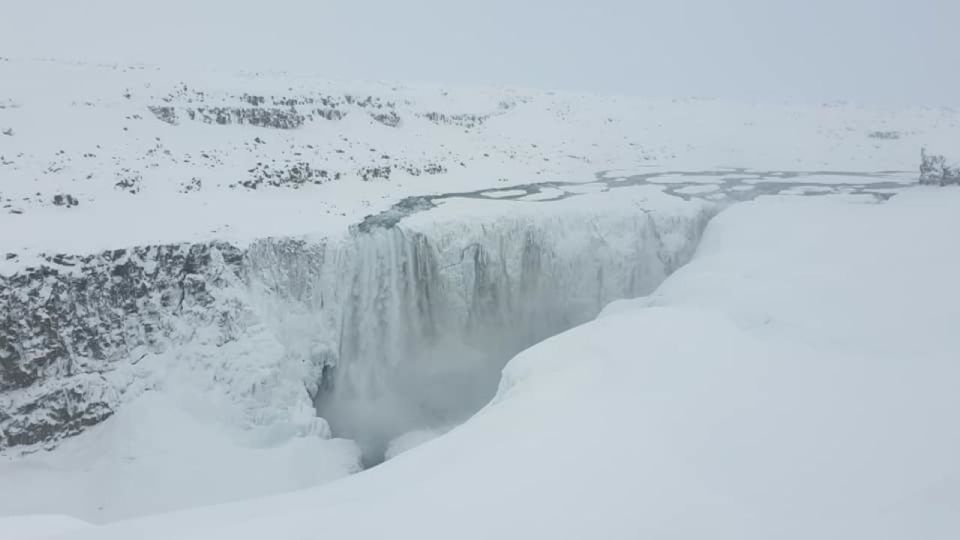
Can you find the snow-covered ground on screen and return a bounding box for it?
[3,56,959,535]
[0,392,360,522]
[2,57,958,269]
[6,188,957,539]
[0,514,92,540]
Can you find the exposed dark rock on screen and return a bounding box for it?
[354,197,436,232]
[420,111,489,128]
[114,170,142,194]
[308,108,345,121]
[241,94,266,107]
[148,106,178,125]
[179,177,202,194]
[920,148,960,186]
[371,111,402,127]
[52,194,79,207]
[0,383,115,447]
[190,106,306,129]
[239,162,334,189]
[423,163,447,175]
[0,242,246,449]
[358,165,392,181]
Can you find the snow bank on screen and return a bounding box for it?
[0,392,360,523]
[39,189,960,539]
[384,428,445,461]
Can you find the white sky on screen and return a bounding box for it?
[1,0,958,105]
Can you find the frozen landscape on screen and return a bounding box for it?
[2,0,960,538]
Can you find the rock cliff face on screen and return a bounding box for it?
[0,190,715,456]
[0,242,250,447]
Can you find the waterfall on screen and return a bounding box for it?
[243,197,715,462]
[0,187,715,458]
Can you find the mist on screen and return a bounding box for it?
[1,0,957,106]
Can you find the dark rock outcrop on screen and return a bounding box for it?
[920,148,960,186]
[420,112,489,129]
[0,243,246,448]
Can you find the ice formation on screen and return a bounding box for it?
[0,187,714,462]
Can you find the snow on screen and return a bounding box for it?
[648,173,728,184]
[384,428,445,461]
[3,54,960,537]
[778,185,836,195]
[2,57,959,271]
[477,189,527,198]
[6,188,956,539]
[516,187,566,201]
[673,184,720,195]
[0,392,360,523]
[562,182,607,194]
[0,514,92,539]
[741,172,917,185]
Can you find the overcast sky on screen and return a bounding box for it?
[2,0,958,105]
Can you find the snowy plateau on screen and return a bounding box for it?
[0,57,959,539]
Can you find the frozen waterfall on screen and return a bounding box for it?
[242,188,716,463]
[0,185,715,462]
